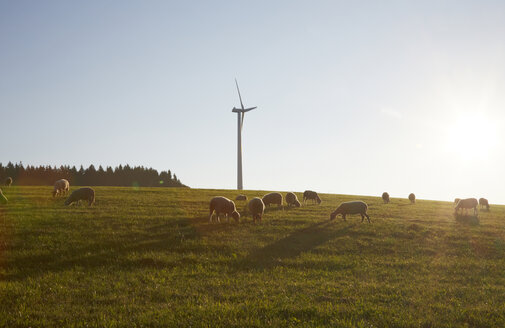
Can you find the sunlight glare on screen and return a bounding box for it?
[446,113,498,158]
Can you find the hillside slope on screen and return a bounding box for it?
[1,187,504,327]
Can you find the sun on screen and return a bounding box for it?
[445,113,498,158]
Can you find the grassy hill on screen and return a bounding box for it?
[1,186,504,327]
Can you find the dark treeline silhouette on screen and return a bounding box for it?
[0,162,187,188]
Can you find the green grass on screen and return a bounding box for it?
[1,186,505,327]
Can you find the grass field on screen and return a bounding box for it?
[1,186,505,327]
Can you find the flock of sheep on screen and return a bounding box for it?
[0,177,493,222]
[210,190,492,224]
[209,190,322,223]
[210,190,371,224]
[209,190,372,224]
[0,177,95,206]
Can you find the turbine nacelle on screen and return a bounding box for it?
[232,106,257,113]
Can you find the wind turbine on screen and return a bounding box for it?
[232,79,257,190]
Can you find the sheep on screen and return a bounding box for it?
[382,192,390,204]
[5,177,12,187]
[408,193,416,204]
[479,198,490,211]
[285,192,301,207]
[303,190,321,204]
[64,187,95,206]
[52,179,70,197]
[208,196,240,223]
[235,194,247,201]
[330,201,371,223]
[454,198,478,216]
[248,197,265,223]
[0,188,7,204]
[454,198,461,204]
[262,192,283,207]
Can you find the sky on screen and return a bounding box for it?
[1,1,505,203]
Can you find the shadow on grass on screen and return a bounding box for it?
[191,215,243,235]
[3,217,203,281]
[264,205,285,213]
[398,203,415,207]
[455,214,480,225]
[234,221,355,271]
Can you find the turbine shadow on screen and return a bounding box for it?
[234,221,355,271]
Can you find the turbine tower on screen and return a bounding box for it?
[232,79,257,190]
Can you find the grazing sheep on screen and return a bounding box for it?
[285,192,301,207]
[0,188,7,204]
[208,196,240,223]
[303,190,321,204]
[248,197,265,223]
[455,198,478,216]
[262,192,283,207]
[330,201,371,223]
[52,179,70,197]
[454,198,461,204]
[235,194,247,201]
[408,193,416,204]
[64,187,95,206]
[5,177,12,187]
[382,192,390,204]
[479,198,490,211]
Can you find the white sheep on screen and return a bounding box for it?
[408,193,416,204]
[235,194,247,201]
[53,179,70,197]
[209,196,240,223]
[248,197,265,223]
[262,192,283,207]
[330,201,371,223]
[382,192,390,204]
[479,198,490,211]
[64,187,95,206]
[285,192,301,207]
[303,190,321,204]
[455,198,478,216]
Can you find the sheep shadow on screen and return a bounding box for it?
[193,215,241,234]
[234,221,355,271]
[455,214,480,226]
[263,205,285,213]
[283,205,301,211]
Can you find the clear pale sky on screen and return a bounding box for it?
[1,1,505,203]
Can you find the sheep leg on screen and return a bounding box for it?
[361,214,364,222]
[365,213,371,223]
[342,214,346,221]
[208,211,213,223]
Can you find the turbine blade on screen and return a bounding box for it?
[235,78,245,110]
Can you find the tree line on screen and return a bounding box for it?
[0,162,187,188]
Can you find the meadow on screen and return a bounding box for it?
[1,186,504,327]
